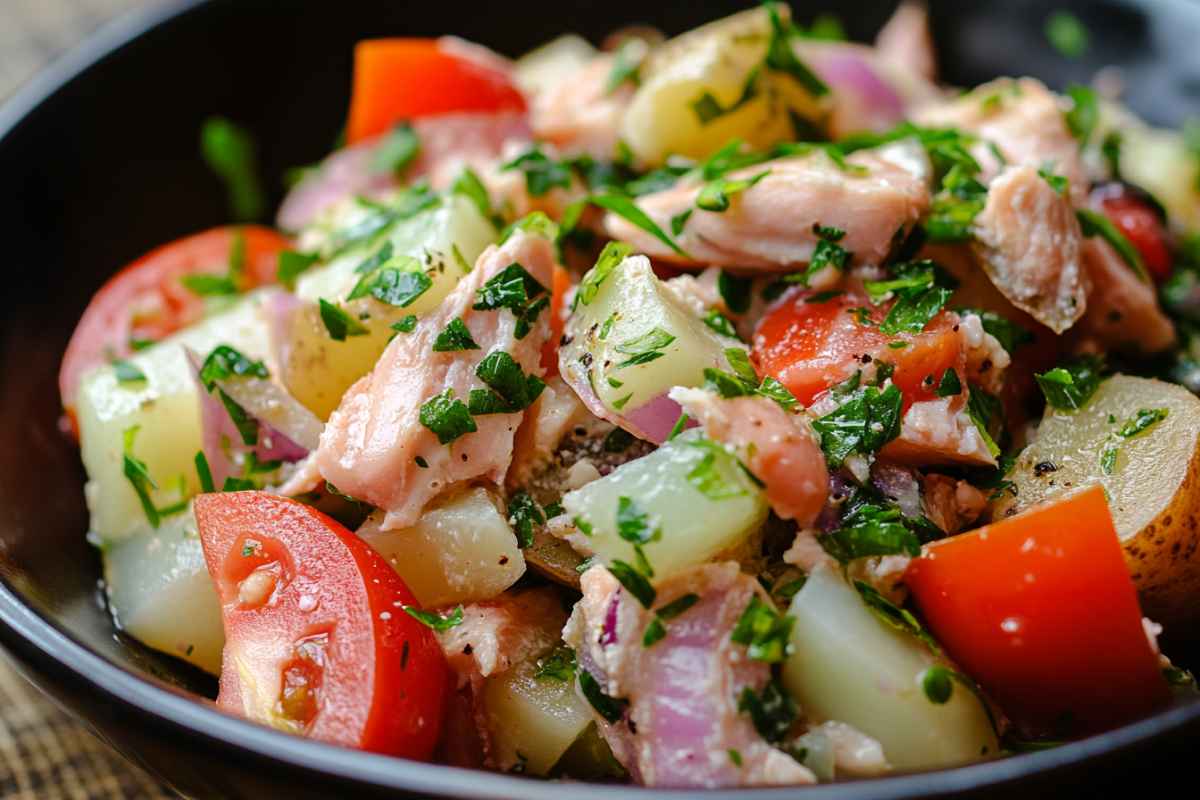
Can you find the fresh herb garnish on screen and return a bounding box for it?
[534,646,577,681]
[371,122,420,175]
[696,170,770,212]
[200,117,265,221]
[737,679,796,743]
[703,310,739,339]
[195,451,215,493]
[277,251,320,290]
[473,262,549,339]
[391,315,418,335]
[642,592,701,647]
[763,2,830,97]
[609,559,656,608]
[811,384,903,467]
[589,193,689,257]
[1076,208,1150,282]
[318,299,370,341]
[419,389,477,444]
[217,389,258,446]
[1035,355,1105,410]
[730,595,793,663]
[402,604,465,632]
[1045,10,1090,59]
[605,38,647,93]
[507,491,545,548]
[198,345,269,391]
[685,438,748,500]
[113,359,146,386]
[922,665,955,704]
[958,308,1033,355]
[348,260,434,307]
[502,146,573,196]
[431,318,480,352]
[937,368,963,397]
[615,327,676,369]
[468,351,546,414]
[122,426,160,528]
[926,165,988,243]
[718,270,753,314]
[576,242,632,308]
[181,230,245,296]
[1102,408,1169,474]
[579,669,628,723]
[1064,84,1099,147]
[820,502,923,565]
[854,580,942,655]
[451,167,495,223]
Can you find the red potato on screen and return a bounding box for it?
[194,492,448,758]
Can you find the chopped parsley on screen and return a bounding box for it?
[1045,10,1090,59]
[642,592,701,647]
[764,2,830,97]
[937,368,962,397]
[605,38,647,93]
[1035,355,1105,410]
[854,580,942,655]
[873,262,953,336]
[391,315,418,335]
[609,559,656,608]
[730,595,793,663]
[1102,408,1169,474]
[685,438,748,500]
[194,451,215,493]
[451,167,495,223]
[277,250,320,290]
[431,318,479,352]
[615,327,676,368]
[718,270,753,314]
[690,69,761,125]
[501,146,572,196]
[507,491,544,548]
[820,502,924,565]
[181,230,245,296]
[198,345,269,391]
[402,604,464,632]
[737,679,796,743]
[319,299,369,341]
[1064,84,1099,147]
[926,165,988,243]
[958,308,1032,355]
[579,669,628,723]
[1038,167,1068,196]
[589,192,688,257]
[811,383,903,467]
[703,310,739,339]
[348,260,433,307]
[419,389,477,444]
[218,389,258,446]
[469,351,546,414]
[200,117,265,221]
[534,646,577,681]
[966,385,1003,458]
[370,122,420,175]
[670,209,693,236]
[122,426,161,528]
[473,262,549,339]
[576,242,632,308]
[696,170,770,212]
[112,359,146,386]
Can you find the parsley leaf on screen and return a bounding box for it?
[1064,84,1099,147]
[926,165,988,243]
[431,318,479,352]
[1045,11,1090,59]
[217,389,258,446]
[198,345,269,391]
[370,122,420,175]
[690,68,762,125]
[718,270,753,314]
[473,262,549,339]
[534,646,577,681]
[854,580,942,655]
[643,592,700,647]
[820,502,923,565]
[194,450,215,493]
[277,251,320,290]
[685,438,748,501]
[451,167,495,223]
[764,2,829,96]
[113,359,146,386]
[348,261,433,307]
[181,230,246,297]
[469,351,546,414]
[958,308,1033,354]
[703,310,739,339]
[922,665,955,704]
[502,146,572,196]
[419,389,477,444]
[966,385,1004,458]
[1035,355,1105,410]
[616,496,659,545]
[1117,407,1169,438]
[1076,208,1150,282]
[937,367,963,397]
[318,299,369,341]
[200,117,265,221]
[605,38,647,93]
[609,559,656,608]
[507,491,544,548]
[737,679,796,743]
[812,384,903,467]
[579,670,629,723]
[391,315,418,335]
[730,595,793,663]
[402,604,464,632]
[696,170,770,212]
[122,426,160,528]
[615,327,676,369]
[576,242,632,308]
[590,193,689,257]
[880,285,952,335]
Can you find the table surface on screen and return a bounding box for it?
[1,6,175,798]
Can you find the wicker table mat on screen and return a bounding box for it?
[2,5,175,798]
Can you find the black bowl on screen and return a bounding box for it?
[2,0,1199,797]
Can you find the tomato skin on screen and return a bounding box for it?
[59,226,291,417]
[751,290,963,409]
[905,486,1170,737]
[541,265,571,375]
[194,492,448,759]
[347,39,527,145]
[1094,186,1172,282]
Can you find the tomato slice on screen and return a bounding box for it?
[751,290,964,409]
[59,226,291,416]
[1093,184,1172,282]
[905,486,1170,737]
[347,39,527,145]
[194,492,448,758]
[541,264,572,375]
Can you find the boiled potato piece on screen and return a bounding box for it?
[78,292,273,542]
[285,195,496,418]
[992,374,1200,623]
[103,508,223,674]
[783,565,998,770]
[564,255,742,419]
[481,649,593,776]
[560,430,768,580]
[356,487,525,607]
[1113,122,1200,234]
[514,34,597,96]
[621,7,825,164]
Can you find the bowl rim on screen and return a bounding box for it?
[2,0,1199,797]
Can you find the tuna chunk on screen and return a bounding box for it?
[531,54,636,160]
[277,112,531,232]
[915,77,1087,207]
[971,164,1088,334]
[564,563,816,788]
[316,230,557,529]
[669,388,829,526]
[882,396,996,467]
[1074,237,1175,353]
[922,473,988,534]
[604,143,931,271]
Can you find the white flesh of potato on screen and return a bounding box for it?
[513,34,597,97]
[565,255,741,418]
[1119,126,1200,234]
[284,196,496,419]
[560,430,768,580]
[78,292,273,542]
[783,565,998,771]
[620,7,824,164]
[102,508,223,674]
[482,652,592,776]
[356,487,525,607]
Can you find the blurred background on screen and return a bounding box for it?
[1,2,172,796]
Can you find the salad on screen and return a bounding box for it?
[58,1,1200,788]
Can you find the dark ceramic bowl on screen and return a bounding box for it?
[2,0,1200,797]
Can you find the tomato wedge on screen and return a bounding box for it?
[905,486,1170,737]
[194,492,448,758]
[752,290,964,409]
[1092,184,1172,282]
[347,39,527,145]
[59,226,291,417]
[541,264,572,375]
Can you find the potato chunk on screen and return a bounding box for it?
[992,375,1200,624]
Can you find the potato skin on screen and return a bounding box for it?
[1122,441,1200,625]
[992,375,1200,626]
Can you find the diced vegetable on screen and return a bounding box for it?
[620,7,825,164]
[77,291,273,542]
[284,195,496,418]
[992,374,1200,624]
[908,486,1171,735]
[356,487,525,607]
[561,253,742,433]
[1118,123,1200,234]
[782,565,998,770]
[560,430,768,581]
[103,508,223,674]
[347,39,526,144]
[481,646,593,776]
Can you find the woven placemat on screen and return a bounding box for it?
[2,5,177,798]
